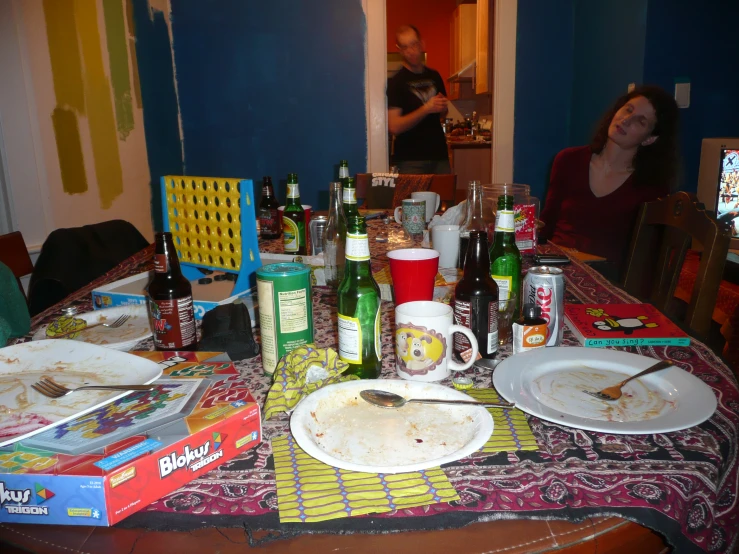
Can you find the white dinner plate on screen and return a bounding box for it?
[33,305,151,351]
[290,379,493,474]
[0,340,162,446]
[493,347,717,434]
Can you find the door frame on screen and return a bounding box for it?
[362,0,517,181]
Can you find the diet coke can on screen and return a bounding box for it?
[522,266,565,346]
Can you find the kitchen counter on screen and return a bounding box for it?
[448,140,491,194]
[447,139,491,149]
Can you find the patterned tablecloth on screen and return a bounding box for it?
[17,220,739,553]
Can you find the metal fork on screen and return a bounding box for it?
[31,377,155,399]
[51,314,131,338]
[582,360,673,401]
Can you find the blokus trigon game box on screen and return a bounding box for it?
[0,352,262,526]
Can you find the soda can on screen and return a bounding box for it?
[309,215,328,256]
[522,266,565,346]
[256,263,314,376]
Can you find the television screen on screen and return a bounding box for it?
[716,149,739,238]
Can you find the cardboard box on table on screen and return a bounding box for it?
[0,352,262,526]
[91,253,326,320]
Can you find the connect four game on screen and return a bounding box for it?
[161,176,261,294]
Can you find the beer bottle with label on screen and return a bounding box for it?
[283,173,307,255]
[339,159,350,183]
[147,232,197,351]
[489,194,522,319]
[258,176,281,239]
[342,176,360,221]
[337,215,382,379]
[453,231,499,360]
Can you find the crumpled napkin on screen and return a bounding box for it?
[264,344,359,419]
[428,200,466,229]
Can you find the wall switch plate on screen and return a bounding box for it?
[675,80,690,108]
[627,82,636,93]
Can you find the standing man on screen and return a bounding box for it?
[387,25,451,175]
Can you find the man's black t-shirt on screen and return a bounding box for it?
[387,66,448,162]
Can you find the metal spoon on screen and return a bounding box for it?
[359,389,515,409]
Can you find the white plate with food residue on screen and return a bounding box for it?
[33,305,151,351]
[0,340,162,447]
[290,379,493,473]
[493,347,717,434]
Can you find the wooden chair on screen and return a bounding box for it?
[0,231,34,302]
[621,191,731,340]
[355,173,457,210]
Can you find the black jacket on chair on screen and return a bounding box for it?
[29,220,150,316]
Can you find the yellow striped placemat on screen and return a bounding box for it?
[466,388,539,452]
[273,434,459,523]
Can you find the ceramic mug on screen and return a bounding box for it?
[395,301,478,382]
[411,191,441,222]
[394,199,426,235]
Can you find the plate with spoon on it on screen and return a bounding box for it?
[290,379,494,473]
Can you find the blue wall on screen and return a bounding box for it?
[514,0,738,206]
[569,0,648,146]
[513,0,575,202]
[643,0,739,192]
[131,0,186,231]
[133,0,367,218]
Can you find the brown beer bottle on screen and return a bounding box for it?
[147,232,197,351]
[258,176,281,239]
[453,230,499,359]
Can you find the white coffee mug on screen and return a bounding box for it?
[431,224,460,269]
[395,301,478,382]
[411,191,441,222]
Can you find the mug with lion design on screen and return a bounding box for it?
[395,301,478,382]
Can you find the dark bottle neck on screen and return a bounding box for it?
[154,233,183,276]
[463,231,491,275]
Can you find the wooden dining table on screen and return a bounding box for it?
[1,218,737,554]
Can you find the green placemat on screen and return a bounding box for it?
[273,434,459,523]
[466,388,539,452]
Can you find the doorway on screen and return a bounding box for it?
[364,0,517,182]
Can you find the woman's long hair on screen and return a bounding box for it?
[591,85,680,189]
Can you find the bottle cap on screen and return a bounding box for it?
[452,376,474,390]
[522,303,541,320]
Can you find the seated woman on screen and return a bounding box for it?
[539,85,680,280]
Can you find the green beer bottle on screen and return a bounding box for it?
[489,194,522,319]
[343,176,360,221]
[283,173,307,255]
[337,216,382,379]
[339,159,350,183]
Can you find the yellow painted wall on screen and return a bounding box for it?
[14,0,153,245]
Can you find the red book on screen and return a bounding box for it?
[564,303,690,347]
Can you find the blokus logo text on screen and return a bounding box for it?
[158,441,224,478]
[0,482,49,516]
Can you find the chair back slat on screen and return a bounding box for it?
[622,191,730,340]
[355,173,457,209]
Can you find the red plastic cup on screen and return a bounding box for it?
[387,248,440,305]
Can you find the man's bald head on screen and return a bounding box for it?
[395,24,421,44]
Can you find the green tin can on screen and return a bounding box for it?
[256,262,314,376]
